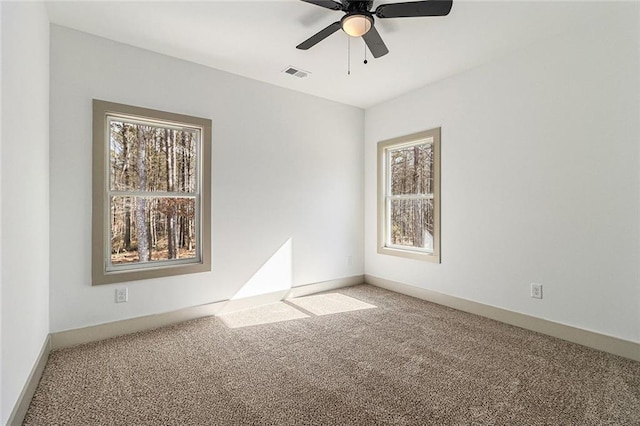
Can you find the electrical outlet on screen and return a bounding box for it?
[115,288,128,303]
[347,255,353,266]
[531,283,543,299]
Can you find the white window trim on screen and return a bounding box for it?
[377,128,441,263]
[92,100,212,285]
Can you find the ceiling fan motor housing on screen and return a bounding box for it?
[343,0,374,13]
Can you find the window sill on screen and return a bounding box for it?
[377,246,441,263]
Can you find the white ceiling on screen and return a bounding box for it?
[45,1,608,109]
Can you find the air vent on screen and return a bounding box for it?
[282,66,310,79]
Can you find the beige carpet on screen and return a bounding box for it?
[24,285,640,425]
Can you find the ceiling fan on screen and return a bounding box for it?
[296,0,453,59]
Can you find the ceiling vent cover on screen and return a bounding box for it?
[283,66,310,78]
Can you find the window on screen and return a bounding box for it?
[377,128,440,262]
[92,100,211,285]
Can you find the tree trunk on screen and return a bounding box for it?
[165,129,178,259]
[148,205,154,258]
[412,146,424,248]
[150,199,156,249]
[121,125,132,251]
[135,126,150,262]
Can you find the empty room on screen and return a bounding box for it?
[1,0,639,424]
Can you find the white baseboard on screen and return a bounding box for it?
[288,275,365,298]
[365,274,640,362]
[51,301,226,350]
[7,335,51,426]
[217,290,290,315]
[51,275,364,350]
[217,274,365,315]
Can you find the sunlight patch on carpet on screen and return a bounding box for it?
[288,293,376,316]
[218,302,308,329]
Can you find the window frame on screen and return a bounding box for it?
[92,100,212,285]
[377,128,441,263]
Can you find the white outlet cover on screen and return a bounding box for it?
[531,283,543,299]
[115,288,128,303]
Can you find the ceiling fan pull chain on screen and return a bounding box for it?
[347,35,351,75]
[364,38,368,65]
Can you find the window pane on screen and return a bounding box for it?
[110,196,197,265]
[389,143,433,195]
[389,198,434,251]
[109,120,197,193]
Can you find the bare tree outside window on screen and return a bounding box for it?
[389,143,434,250]
[109,120,198,265]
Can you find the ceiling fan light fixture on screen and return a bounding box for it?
[341,13,373,37]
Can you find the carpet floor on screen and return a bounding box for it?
[24,285,640,425]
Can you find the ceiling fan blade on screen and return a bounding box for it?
[299,0,343,11]
[362,25,389,58]
[297,21,342,50]
[375,0,453,18]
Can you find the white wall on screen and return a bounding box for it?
[49,26,364,333]
[364,4,640,343]
[1,2,50,423]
